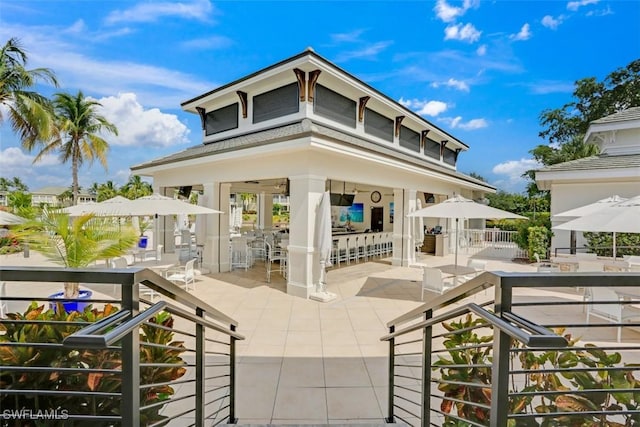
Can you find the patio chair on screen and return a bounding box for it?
[421,267,454,300]
[585,286,640,342]
[466,259,487,278]
[534,253,559,273]
[265,241,287,283]
[165,258,197,292]
[230,237,251,271]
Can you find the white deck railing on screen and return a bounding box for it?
[445,228,528,259]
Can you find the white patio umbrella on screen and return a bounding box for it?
[407,195,527,268]
[0,211,26,225]
[62,195,131,216]
[553,195,640,258]
[553,195,628,219]
[310,191,336,302]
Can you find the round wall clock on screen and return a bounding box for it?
[370,191,382,203]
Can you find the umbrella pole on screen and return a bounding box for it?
[455,218,459,268]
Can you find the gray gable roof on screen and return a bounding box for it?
[592,107,640,125]
[537,153,640,172]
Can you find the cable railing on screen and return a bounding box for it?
[0,267,244,426]
[382,271,640,426]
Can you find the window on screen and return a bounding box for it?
[399,126,420,152]
[205,103,239,136]
[424,137,441,160]
[443,147,457,166]
[364,108,393,142]
[253,83,299,123]
[314,85,356,128]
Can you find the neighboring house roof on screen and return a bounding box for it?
[537,153,640,173]
[591,107,640,125]
[31,186,68,195]
[131,119,494,191]
[585,106,640,143]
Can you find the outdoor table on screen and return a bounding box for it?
[436,264,477,285]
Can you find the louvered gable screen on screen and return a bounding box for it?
[314,85,356,128]
[443,147,457,166]
[424,137,441,160]
[253,82,299,123]
[364,108,393,142]
[399,126,420,152]
[205,103,239,136]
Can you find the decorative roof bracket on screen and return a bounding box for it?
[307,70,321,102]
[195,107,206,130]
[420,130,430,150]
[236,91,248,118]
[358,96,370,122]
[440,140,449,158]
[395,116,405,137]
[293,68,306,102]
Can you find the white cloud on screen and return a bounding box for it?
[510,23,532,41]
[334,41,394,61]
[567,0,599,11]
[434,0,479,23]
[431,78,470,92]
[444,23,481,43]
[527,80,575,94]
[476,44,487,56]
[96,93,190,148]
[440,116,488,130]
[541,15,563,29]
[180,35,233,50]
[586,6,613,16]
[399,98,448,117]
[105,0,214,25]
[330,29,366,43]
[0,147,60,182]
[492,158,541,190]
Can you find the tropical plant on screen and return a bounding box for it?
[584,232,640,257]
[26,91,117,205]
[14,207,138,298]
[0,37,57,146]
[0,303,186,425]
[434,317,640,427]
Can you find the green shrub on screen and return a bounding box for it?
[527,226,550,261]
[584,232,640,257]
[0,302,186,425]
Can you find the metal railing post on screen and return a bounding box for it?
[229,324,238,424]
[421,310,433,425]
[490,276,512,427]
[121,281,140,426]
[195,307,205,427]
[386,325,395,423]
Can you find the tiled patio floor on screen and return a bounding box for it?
[4,251,636,424]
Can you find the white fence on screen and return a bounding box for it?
[445,228,528,260]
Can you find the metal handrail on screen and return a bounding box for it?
[382,303,567,347]
[0,266,243,426]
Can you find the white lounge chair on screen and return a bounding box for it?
[586,286,640,342]
[421,267,455,300]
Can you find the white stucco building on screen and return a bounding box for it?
[536,107,640,253]
[131,49,494,298]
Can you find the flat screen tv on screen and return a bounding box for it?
[329,193,354,206]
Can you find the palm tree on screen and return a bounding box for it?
[0,38,57,145]
[122,175,152,199]
[15,207,138,298]
[34,91,117,205]
[10,177,28,192]
[98,180,119,202]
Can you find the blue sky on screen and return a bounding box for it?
[1,0,638,193]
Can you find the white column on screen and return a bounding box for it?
[257,192,273,231]
[287,174,326,298]
[391,189,417,266]
[201,182,231,273]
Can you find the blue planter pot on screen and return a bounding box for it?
[138,236,148,249]
[49,290,93,313]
